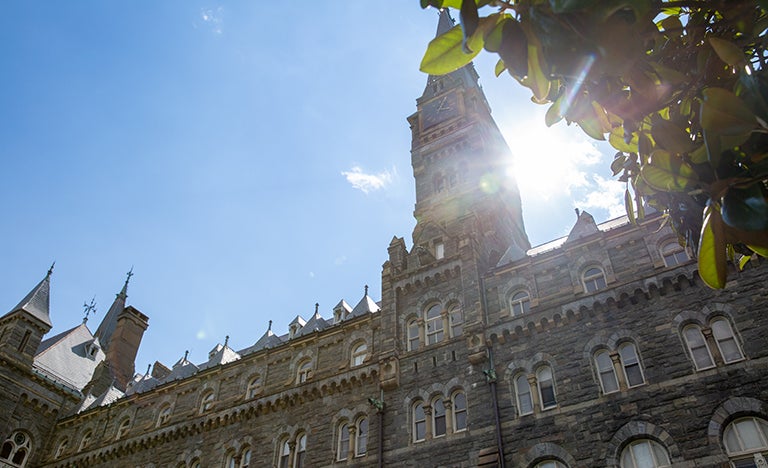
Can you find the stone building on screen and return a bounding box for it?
[1,10,767,468]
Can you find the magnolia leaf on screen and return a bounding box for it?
[660,15,683,32]
[494,59,506,76]
[749,244,768,257]
[609,126,638,152]
[625,188,635,224]
[738,254,751,270]
[577,114,607,140]
[640,150,698,191]
[698,204,728,289]
[689,144,708,164]
[651,118,695,153]
[420,16,498,74]
[460,0,480,53]
[518,25,550,102]
[709,37,748,68]
[497,19,527,78]
[721,183,768,231]
[611,152,627,175]
[545,95,564,126]
[700,87,758,136]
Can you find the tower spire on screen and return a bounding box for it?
[2,267,53,327]
[436,7,455,37]
[94,268,133,349]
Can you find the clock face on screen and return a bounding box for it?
[421,91,459,129]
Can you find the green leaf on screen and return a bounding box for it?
[625,188,635,224]
[420,19,485,75]
[609,126,638,152]
[698,203,728,289]
[545,95,564,126]
[651,118,695,153]
[460,0,480,53]
[519,29,550,102]
[709,37,748,68]
[689,144,708,164]
[494,59,506,77]
[611,152,626,175]
[721,183,768,231]
[700,87,758,136]
[640,150,698,191]
[497,19,527,78]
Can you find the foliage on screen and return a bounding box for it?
[419,0,768,288]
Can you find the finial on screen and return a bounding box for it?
[47,261,55,278]
[146,363,151,375]
[268,320,272,332]
[315,303,319,315]
[224,335,229,347]
[184,350,189,361]
[575,208,580,217]
[125,266,134,286]
[82,296,97,324]
[364,285,369,296]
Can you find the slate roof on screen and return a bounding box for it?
[3,272,52,327]
[161,354,199,383]
[199,343,240,370]
[33,322,105,391]
[94,278,129,350]
[82,385,125,411]
[295,312,328,337]
[349,293,380,318]
[240,329,284,355]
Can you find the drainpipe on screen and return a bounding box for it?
[479,273,505,467]
[369,389,385,468]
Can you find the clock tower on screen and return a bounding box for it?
[406,9,529,266]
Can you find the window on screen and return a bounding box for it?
[582,267,607,293]
[711,318,744,363]
[619,439,671,468]
[200,391,215,413]
[54,439,68,459]
[595,350,619,394]
[413,402,426,442]
[246,375,262,399]
[723,417,768,467]
[510,291,530,316]
[297,359,312,384]
[425,304,444,345]
[534,461,567,468]
[294,433,306,468]
[619,343,645,387]
[452,391,467,431]
[279,439,290,468]
[337,422,350,461]
[433,398,447,437]
[537,366,557,410]
[351,342,368,367]
[241,449,252,468]
[116,418,131,440]
[226,453,237,468]
[683,325,715,370]
[448,303,463,338]
[157,404,172,426]
[78,431,92,452]
[407,319,420,351]
[660,241,689,267]
[356,417,368,457]
[515,374,533,416]
[0,431,31,467]
[435,242,445,260]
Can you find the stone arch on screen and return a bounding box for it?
[707,396,768,447]
[518,442,577,468]
[570,253,615,293]
[606,420,681,467]
[702,302,736,322]
[672,309,707,329]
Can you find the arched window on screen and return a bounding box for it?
[294,433,307,468]
[448,303,463,338]
[432,398,447,437]
[407,319,420,351]
[0,431,31,467]
[425,304,444,345]
[619,343,645,387]
[534,460,568,468]
[351,342,368,367]
[226,453,237,468]
[594,350,619,394]
[452,391,467,431]
[200,391,215,413]
[297,359,312,384]
[515,374,533,416]
[337,422,350,461]
[711,318,744,363]
[278,439,291,468]
[660,241,689,267]
[190,459,201,468]
[356,417,368,457]
[510,291,530,316]
[582,267,607,293]
[78,430,92,452]
[246,375,262,399]
[54,438,68,459]
[682,325,715,370]
[240,449,252,468]
[619,439,671,467]
[157,404,172,426]
[116,417,131,440]
[723,417,768,466]
[413,401,426,442]
[537,366,557,410]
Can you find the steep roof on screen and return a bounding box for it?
[161,353,199,383]
[3,269,53,327]
[33,322,105,391]
[199,342,240,370]
[349,286,380,318]
[94,271,131,350]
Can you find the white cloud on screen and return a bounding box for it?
[196,329,207,340]
[200,7,223,35]
[341,166,395,194]
[576,175,626,218]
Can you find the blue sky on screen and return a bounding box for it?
[0,3,623,370]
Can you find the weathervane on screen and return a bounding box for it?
[82,296,97,324]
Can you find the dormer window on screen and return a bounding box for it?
[85,340,100,360]
[582,267,607,293]
[435,241,445,260]
[297,359,312,384]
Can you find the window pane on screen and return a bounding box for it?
[356,418,368,456]
[407,321,419,351]
[338,423,349,460]
[737,419,765,450]
[537,367,557,408]
[515,375,533,415]
[453,392,467,431]
[712,319,744,363]
[449,305,463,338]
[510,291,530,316]
[433,400,446,437]
[620,344,645,387]
[426,305,444,345]
[683,326,714,369]
[595,351,619,393]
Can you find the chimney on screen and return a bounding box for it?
[105,305,148,390]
